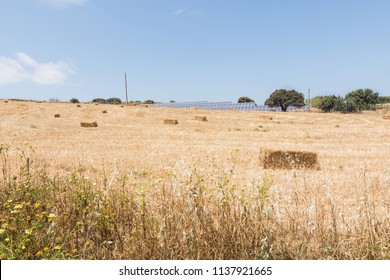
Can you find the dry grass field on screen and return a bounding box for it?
[0,100,389,260]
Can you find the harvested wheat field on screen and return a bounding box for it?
[0,100,389,260]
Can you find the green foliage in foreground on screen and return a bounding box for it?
[1,145,389,260]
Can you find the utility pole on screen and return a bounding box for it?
[125,72,128,104]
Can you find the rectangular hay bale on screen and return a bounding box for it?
[260,149,319,170]
[164,119,178,125]
[194,116,208,122]
[80,121,98,128]
[54,114,61,118]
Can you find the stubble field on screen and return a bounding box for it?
[0,100,389,259]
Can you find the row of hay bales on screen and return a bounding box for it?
[163,116,208,125]
[53,110,107,128]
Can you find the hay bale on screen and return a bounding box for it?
[260,149,319,170]
[4,100,8,103]
[80,121,98,128]
[259,115,273,120]
[382,115,390,120]
[102,110,107,114]
[194,116,208,122]
[76,104,81,108]
[54,114,61,118]
[164,119,178,125]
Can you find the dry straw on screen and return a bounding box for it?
[382,115,390,120]
[259,115,273,120]
[80,121,98,128]
[164,119,179,125]
[260,149,320,170]
[54,114,61,118]
[194,116,208,122]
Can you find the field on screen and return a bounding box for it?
[0,100,389,259]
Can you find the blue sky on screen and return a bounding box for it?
[1,0,389,103]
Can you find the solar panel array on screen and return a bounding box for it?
[149,101,310,111]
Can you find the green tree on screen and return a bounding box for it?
[265,89,305,111]
[238,96,255,103]
[317,95,338,112]
[345,89,379,110]
[308,96,322,108]
[106,97,122,104]
[69,98,80,103]
[144,100,155,104]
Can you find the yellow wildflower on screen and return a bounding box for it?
[43,247,50,252]
[85,241,91,247]
[71,249,78,254]
[34,203,41,209]
[5,238,10,243]
[36,251,43,257]
[1,223,8,229]
[14,204,23,209]
[0,229,5,235]
[25,229,33,235]
[48,213,56,222]
[54,245,61,250]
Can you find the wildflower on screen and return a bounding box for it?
[14,204,24,209]
[34,203,41,209]
[0,229,5,235]
[71,249,78,254]
[11,210,20,214]
[36,251,43,257]
[1,223,8,229]
[56,237,62,243]
[25,229,33,235]
[85,241,91,247]
[43,247,50,253]
[5,238,10,243]
[54,245,61,250]
[48,213,56,222]
[222,199,227,204]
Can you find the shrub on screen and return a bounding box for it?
[238,96,255,103]
[91,98,107,104]
[106,98,122,105]
[69,98,80,103]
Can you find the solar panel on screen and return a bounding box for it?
[149,101,310,111]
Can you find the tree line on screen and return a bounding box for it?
[238,88,388,112]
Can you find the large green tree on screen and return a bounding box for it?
[265,89,305,111]
[345,88,379,110]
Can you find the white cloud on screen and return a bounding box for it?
[0,52,76,85]
[41,0,88,8]
[174,9,184,16]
